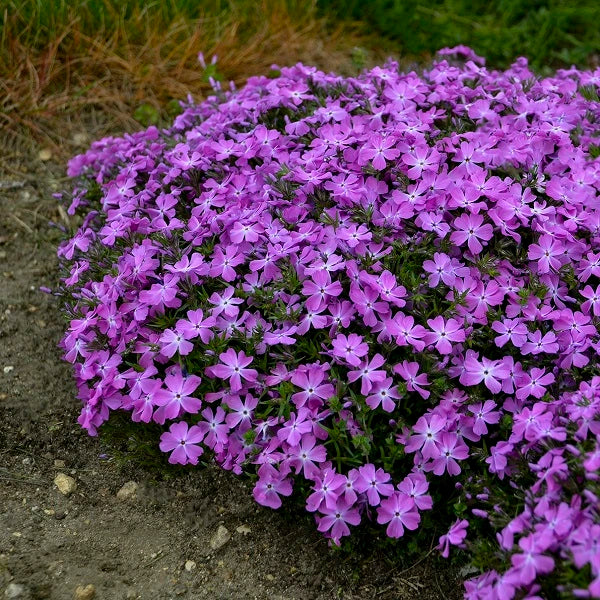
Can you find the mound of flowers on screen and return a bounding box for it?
[56,46,600,598]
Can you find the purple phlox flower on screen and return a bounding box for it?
[224,393,258,431]
[138,274,182,311]
[354,463,394,506]
[263,324,298,346]
[386,313,427,352]
[507,533,555,586]
[302,270,343,311]
[515,368,555,400]
[208,286,243,317]
[393,360,430,399]
[290,365,335,409]
[430,432,469,476]
[469,400,501,436]
[253,463,293,509]
[358,133,400,170]
[521,329,559,355]
[209,245,244,281]
[528,234,565,274]
[511,403,554,444]
[365,377,402,412]
[397,473,433,511]
[424,316,466,354]
[230,220,264,244]
[349,283,388,327]
[197,406,230,451]
[152,370,202,424]
[437,518,469,558]
[404,414,447,459]
[338,223,373,248]
[288,434,327,478]
[402,145,440,179]
[316,497,361,544]
[581,284,600,316]
[491,318,528,348]
[450,212,494,255]
[459,352,510,394]
[376,492,420,538]
[159,327,194,358]
[176,308,217,343]
[206,348,257,391]
[159,421,205,465]
[277,408,313,446]
[422,252,469,288]
[347,353,387,395]
[306,467,346,512]
[331,333,369,367]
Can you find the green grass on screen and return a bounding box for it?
[317,0,600,71]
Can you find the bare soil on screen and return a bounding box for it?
[0,150,462,600]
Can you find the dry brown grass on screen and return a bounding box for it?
[0,1,379,159]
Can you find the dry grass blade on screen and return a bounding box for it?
[0,0,383,158]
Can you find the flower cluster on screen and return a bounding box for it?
[57,47,600,599]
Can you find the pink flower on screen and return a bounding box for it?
[331,333,369,367]
[365,377,402,412]
[469,400,501,436]
[437,519,469,558]
[253,463,293,509]
[152,370,202,424]
[450,213,493,255]
[393,360,430,399]
[317,498,361,543]
[404,414,446,459]
[159,421,205,465]
[347,354,387,394]
[290,365,335,409]
[431,432,469,475]
[528,234,565,273]
[302,270,343,311]
[515,368,555,400]
[306,468,346,512]
[424,316,466,355]
[197,406,230,451]
[376,492,420,538]
[354,463,394,506]
[206,349,258,391]
[491,318,528,348]
[159,327,194,358]
[507,534,555,586]
[459,352,510,394]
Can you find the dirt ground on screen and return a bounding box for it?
[0,149,462,600]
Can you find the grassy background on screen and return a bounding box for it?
[1,0,599,155]
[318,0,600,71]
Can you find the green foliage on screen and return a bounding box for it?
[317,0,600,70]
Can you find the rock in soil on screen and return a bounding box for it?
[116,481,138,502]
[73,584,95,600]
[209,525,231,551]
[54,473,77,496]
[4,583,29,599]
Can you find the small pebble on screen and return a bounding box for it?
[4,583,27,599]
[3,366,14,374]
[184,560,196,572]
[116,481,138,501]
[73,584,95,600]
[38,149,52,161]
[209,525,231,551]
[235,524,251,535]
[54,460,65,468]
[54,473,77,496]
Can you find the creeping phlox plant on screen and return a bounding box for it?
[57,46,600,599]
